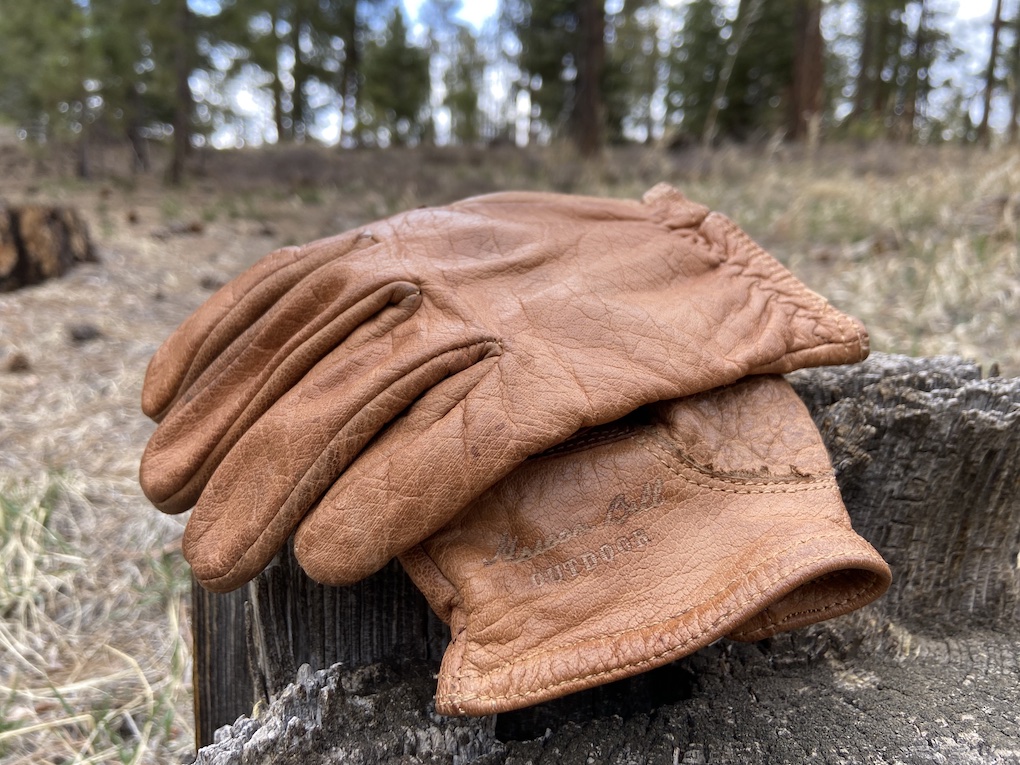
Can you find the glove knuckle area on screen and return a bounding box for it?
[291,348,507,588]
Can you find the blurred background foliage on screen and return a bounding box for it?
[0,0,1017,183]
[0,0,1015,181]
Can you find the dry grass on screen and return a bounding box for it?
[0,477,191,764]
[0,141,1017,764]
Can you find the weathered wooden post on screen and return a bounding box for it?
[192,354,1020,764]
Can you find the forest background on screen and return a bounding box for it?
[2,0,1020,176]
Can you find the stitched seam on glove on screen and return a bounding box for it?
[196,337,502,591]
[441,532,862,706]
[635,432,836,493]
[726,568,877,640]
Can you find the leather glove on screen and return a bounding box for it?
[399,375,891,716]
[139,184,870,592]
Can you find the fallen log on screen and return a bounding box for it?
[191,353,1020,764]
[0,205,96,292]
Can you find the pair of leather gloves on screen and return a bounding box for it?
[140,184,890,716]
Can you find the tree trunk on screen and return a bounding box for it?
[290,13,307,143]
[880,10,905,133]
[75,121,91,181]
[789,0,823,141]
[191,354,1020,763]
[167,0,192,186]
[342,4,362,147]
[977,0,1005,146]
[702,0,763,147]
[571,0,605,158]
[191,583,253,749]
[897,0,926,142]
[850,4,876,120]
[1009,9,1020,144]
[271,9,288,144]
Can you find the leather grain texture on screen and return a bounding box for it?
[399,376,891,716]
[140,184,870,593]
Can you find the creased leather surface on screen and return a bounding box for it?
[140,184,870,592]
[399,376,891,716]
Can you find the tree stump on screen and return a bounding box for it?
[0,206,96,292]
[191,354,1020,764]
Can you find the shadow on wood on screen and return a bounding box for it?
[192,354,1020,764]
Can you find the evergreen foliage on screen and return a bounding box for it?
[0,0,1013,177]
[359,8,431,145]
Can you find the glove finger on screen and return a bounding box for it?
[182,326,502,592]
[139,279,421,513]
[143,228,377,419]
[293,355,550,586]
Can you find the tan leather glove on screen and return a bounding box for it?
[140,184,869,592]
[399,375,891,716]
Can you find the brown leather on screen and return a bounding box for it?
[139,184,870,592]
[399,375,891,716]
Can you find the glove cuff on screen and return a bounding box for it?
[642,182,870,372]
[430,481,888,716]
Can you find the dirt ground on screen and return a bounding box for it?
[1,140,1018,764]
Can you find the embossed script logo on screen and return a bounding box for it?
[481,479,663,567]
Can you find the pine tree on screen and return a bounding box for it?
[445,26,485,144]
[666,0,782,142]
[604,0,662,144]
[500,0,607,153]
[839,0,958,141]
[0,0,95,159]
[501,0,575,138]
[0,0,188,177]
[662,0,724,140]
[359,9,431,146]
[420,1,487,145]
